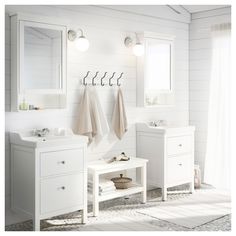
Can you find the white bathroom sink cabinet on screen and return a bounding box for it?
[10,131,88,231]
[136,123,195,201]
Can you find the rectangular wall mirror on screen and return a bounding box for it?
[20,21,66,93]
[137,32,175,107]
[144,37,173,106]
[145,38,172,92]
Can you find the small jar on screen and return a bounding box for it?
[29,105,34,110]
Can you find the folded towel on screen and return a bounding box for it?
[88,186,116,196]
[77,87,93,143]
[89,87,109,141]
[88,185,116,193]
[88,190,116,196]
[87,184,116,191]
[88,179,115,189]
[112,88,128,139]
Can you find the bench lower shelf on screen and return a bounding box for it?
[88,184,144,202]
[99,184,144,202]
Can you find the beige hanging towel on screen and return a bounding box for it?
[90,87,110,141]
[112,88,128,139]
[77,87,94,143]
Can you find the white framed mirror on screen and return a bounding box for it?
[10,13,67,111]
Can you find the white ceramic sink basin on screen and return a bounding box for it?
[10,129,88,148]
[136,123,195,134]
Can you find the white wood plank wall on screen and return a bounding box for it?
[5,5,190,224]
[189,7,231,178]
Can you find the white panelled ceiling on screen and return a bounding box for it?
[53,5,230,25]
[182,5,229,13]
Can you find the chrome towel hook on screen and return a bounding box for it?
[92,71,99,86]
[117,72,123,86]
[83,71,90,86]
[101,72,107,86]
[109,72,116,86]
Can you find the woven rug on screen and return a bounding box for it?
[5,187,231,231]
[137,189,231,229]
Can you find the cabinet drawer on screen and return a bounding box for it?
[40,173,84,214]
[167,135,191,156]
[167,155,192,185]
[40,149,84,177]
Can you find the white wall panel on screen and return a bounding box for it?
[5,5,189,225]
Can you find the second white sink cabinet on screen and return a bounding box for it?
[10,133,88,231]
[136,123,195,201]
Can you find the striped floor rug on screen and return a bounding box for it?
[137,189,231,229]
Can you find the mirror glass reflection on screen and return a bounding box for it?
[145,38,172,106]
[23,26,62,90]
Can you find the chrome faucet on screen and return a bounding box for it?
[149,120,165,127]
[34,128,50,137]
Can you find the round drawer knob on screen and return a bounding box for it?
[61,186,65,190]
[178,163,182,166]
[61,161,65,164]
[178,144,182,147]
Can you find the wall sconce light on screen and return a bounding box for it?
[68,29,90,52]
[124,33,144,56]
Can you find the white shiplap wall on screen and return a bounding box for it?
[189,7,231,178]
[5,5,190,225]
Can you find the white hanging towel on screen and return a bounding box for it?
[112,88,128,139]
[89,87,110,141]
[77,87,94,143]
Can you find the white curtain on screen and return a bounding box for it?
[204,23,231,190]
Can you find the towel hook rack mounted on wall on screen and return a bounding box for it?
[81,71,124,86]
[101,72,107,86]
[92,71,99,86]
[83,71,90,86]
[109,72,116,86]
[117,72,123,86]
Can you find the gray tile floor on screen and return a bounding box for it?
[5,187,231,231]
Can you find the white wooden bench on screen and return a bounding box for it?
[88,157,148,216]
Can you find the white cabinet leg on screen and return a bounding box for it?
[33,217,40,231]
[162,187,167,201]
[82,209,87,224]
[190,181,194,194]
[141,164,147,203]
[82,171,87,223]
[93,172,99,216]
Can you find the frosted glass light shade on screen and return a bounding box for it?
[75,36,89,51]
[133,43,144,56]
